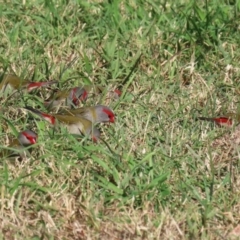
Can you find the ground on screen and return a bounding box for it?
[1,0,240,239]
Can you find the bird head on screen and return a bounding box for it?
[96,105,115,123]
[18,130,38,146]
[68,87,88,106]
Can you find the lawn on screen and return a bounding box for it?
[1,0,240,239]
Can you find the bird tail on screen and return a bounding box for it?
[25,106,43,115]
[27,81,58,92]
[25,106,56,125]
[197,116,233,127]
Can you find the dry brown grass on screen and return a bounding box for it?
[1,0,240,239]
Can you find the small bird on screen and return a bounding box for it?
[0,130,38,158]
[25,106,100,142]
[198,116,233,127]
[60,105,115,124]
[0,74,57,94]
[44,86,88,109]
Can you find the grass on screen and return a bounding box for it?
[1,0,240,239]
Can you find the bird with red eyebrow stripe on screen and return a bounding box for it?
[0,74,57,95]
[25,106,100,142]
[60,105,115,124]
[0,130,38,158]
[16,130,38,146]
[44,86,88,110]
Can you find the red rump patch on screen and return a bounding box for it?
[213,117,232,126]
[27,82,45,92]
[103,108,115,123]
[27,81,56,92]
[41,113,56,125]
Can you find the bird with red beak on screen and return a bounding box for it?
[0,130,38,158]
[0,74,57,96]
[44,86,88,110]
[60,105,115,124]
[25,106,100,142]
